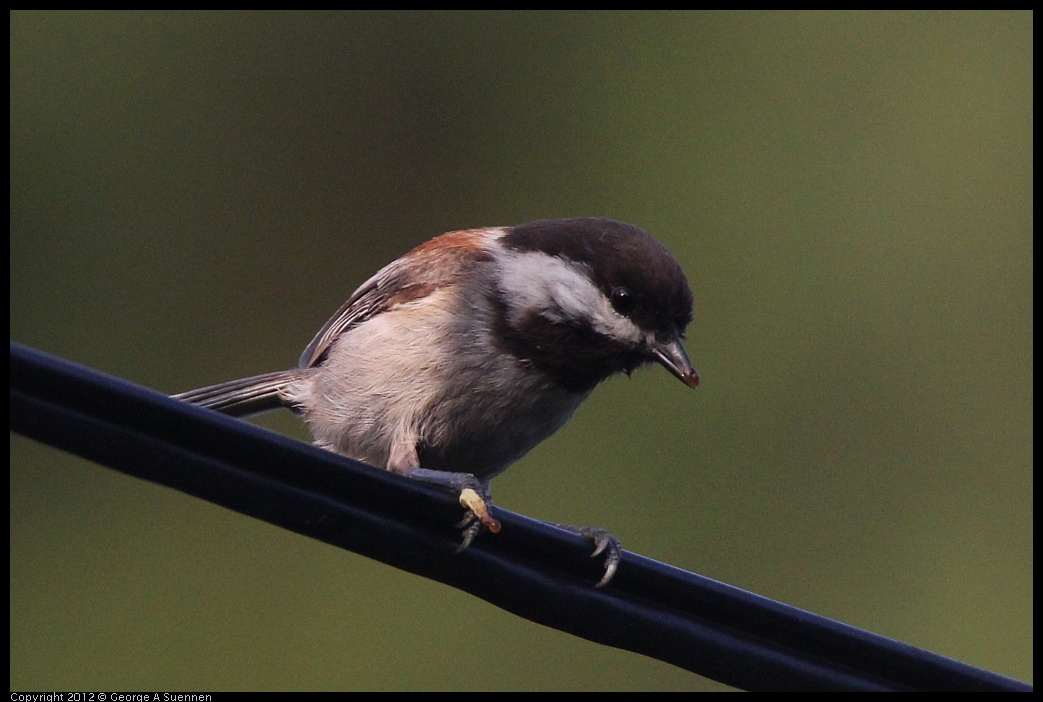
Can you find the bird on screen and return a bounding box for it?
[174,217,699,586]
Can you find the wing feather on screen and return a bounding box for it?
[298,227,502,369]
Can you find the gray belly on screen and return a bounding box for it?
[415,385,589,480]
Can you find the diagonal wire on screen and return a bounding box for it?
[9,342,1031,692]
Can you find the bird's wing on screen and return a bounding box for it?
[298,227,501,369]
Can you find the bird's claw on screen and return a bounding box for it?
[590,532,622,588]
[558,525,623,588]
[456,517,484,553]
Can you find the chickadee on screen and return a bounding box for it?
[175,217,698,587]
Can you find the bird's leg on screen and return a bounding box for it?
[387,438,499,547]
[387,442,617,586]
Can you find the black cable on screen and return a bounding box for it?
[9,342,1031,691]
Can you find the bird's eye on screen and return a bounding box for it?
[610,286,637,315]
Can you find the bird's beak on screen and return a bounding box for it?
[653,336,700,388]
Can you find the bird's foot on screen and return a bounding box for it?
[553,524,623,588]
[406,467,499,551]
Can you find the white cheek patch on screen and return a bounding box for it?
[496,249,643,344]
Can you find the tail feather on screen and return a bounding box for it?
[173,370,306,417]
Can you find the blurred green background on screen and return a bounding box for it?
[10,11,1032,691]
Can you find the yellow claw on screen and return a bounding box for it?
[459,487,501,533]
